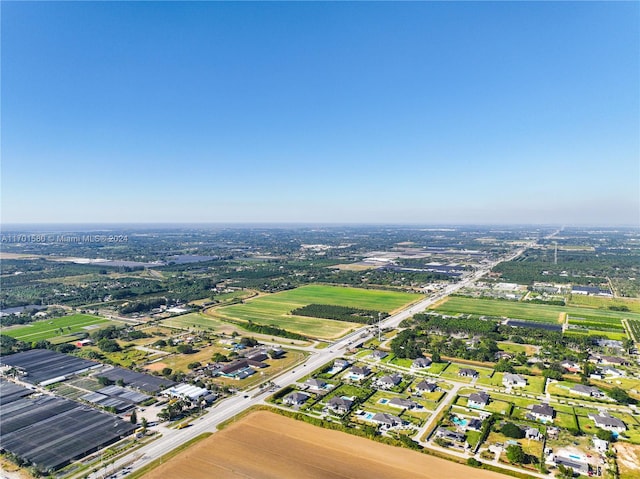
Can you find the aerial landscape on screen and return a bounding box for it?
[1,2,639,479]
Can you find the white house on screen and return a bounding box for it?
[468,391,490,409]
[503,373,527,388]
[589,413,626,433]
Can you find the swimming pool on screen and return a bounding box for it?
[451,416,468,427]
[362,412,374,420]
[378,398,389,404]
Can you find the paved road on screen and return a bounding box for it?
[87,246,533,479]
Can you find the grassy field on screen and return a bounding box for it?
[434,297,640,331]
[2,314,111,342]
[213,285,421,339]
[161,312,230,331]
[568,295,640,313]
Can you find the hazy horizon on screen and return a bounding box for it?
[2,2,638,226]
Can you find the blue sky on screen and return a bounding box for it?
[2,1,638,225]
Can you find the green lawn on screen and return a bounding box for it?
[440,362,493,383]
[3,314,111,342]
[214,285,421,339]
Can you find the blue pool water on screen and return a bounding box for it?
[452,416,468,427]
[569,455,581,460]
[379,398,389,404]
[363,412,374,420]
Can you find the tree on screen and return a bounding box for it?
[505,444,525,464]
[467,458,481,467]
[596,428,614,442]
[494,359,515,373]
[130,410,137,424]
[176,344,194,354]
[623,338,635,354]
[212,352,228,363]
[431,352,441,363]
[556,464,574,479]
[97,376,114,386]
[116,378,125,387]
[161,367,173,377]
[608,387,632,404]
[240,337,258,347]
[97,338,121,353]
[501,423,525,439]
[187,361,201,370]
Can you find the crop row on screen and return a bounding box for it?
[628,319,640,342]
[567,320,625,331]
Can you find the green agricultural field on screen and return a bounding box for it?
[568,295,640,313]
[213,285,421,339]
[161,312,227,331]
[2,314,111,343]
[434,296,640,328]
[434,296,566,322]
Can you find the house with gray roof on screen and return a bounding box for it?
[305,378,328,392]
[414,380,437,394]
[435,427,466,443]
[283,391,310,406]
[589,412,626,433]
[411,357,432,369]
[327,396,354,414]
[371,413,402,428]
[377,373,402,389]
[468,391,490,409]
[528,403,555,423]
[388,398,420,410]
[502,373,527,388]
[570,384,604,398]
[458,368,479,378]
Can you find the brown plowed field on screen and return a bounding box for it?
[143,411,510,479]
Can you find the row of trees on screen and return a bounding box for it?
[291,304,388,324]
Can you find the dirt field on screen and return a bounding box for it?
[615,442,640,479]
[144,362,167,372]
[143,411,510,479]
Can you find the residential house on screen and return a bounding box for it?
[601,366,625,377]
[305,378,327,392]
[466,418,483,431]
[560,361,581,373]
[435,427,466,443]
[377,374,402,389]
[333,359,350,370]
[411,357,432,369]
[414,380,437,394]
[593,437,609,453]
[468,391,490,409]
[348,366,371,381]
[388,398,420,410]
[589,412,626,433]
[503,373,527,388]
[528,403,555,423]
[600,356,629,366]
[371,413,402,428]
[589,354,629,366]
[458,368,479,378]
[494,351,513,361]
[327,396,353,414]
[283,391,310,406]
[525,427,542,440]
[371,350,389,360]
[554,456,590,475]
[570,384,604,398]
